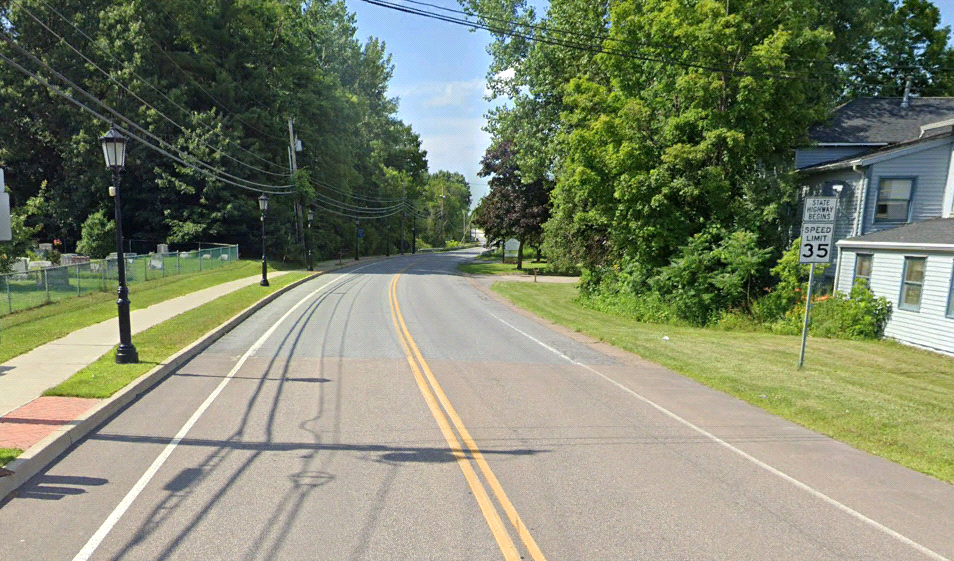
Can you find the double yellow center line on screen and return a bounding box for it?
[388,273,546,561]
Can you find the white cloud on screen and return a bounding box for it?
[392,79,487,110]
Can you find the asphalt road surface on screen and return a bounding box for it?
[2,248,952,560]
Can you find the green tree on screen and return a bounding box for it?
[475,141,551,270]
[75,209,115,259]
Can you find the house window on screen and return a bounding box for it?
[875,178,914,222]
[900,257,926,311]
[854,254,873,287]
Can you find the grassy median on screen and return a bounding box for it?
[493,281,954,483]
[0,261,281,363]
[44,272,309,399]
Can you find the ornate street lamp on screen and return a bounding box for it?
[307,208,314,272]
[259,194,269,286]
[101,128,138,364]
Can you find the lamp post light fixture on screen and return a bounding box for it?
[101,127,138,364]
[259,194,269,287]
[307,208,314,272]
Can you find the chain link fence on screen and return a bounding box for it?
[0,245,240,316]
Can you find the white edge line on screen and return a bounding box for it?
[487,311,949,561]
[72,263,378,561]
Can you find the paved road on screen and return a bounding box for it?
[1,249,952,560]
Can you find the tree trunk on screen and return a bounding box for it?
[535,246,541,262]
[517,238,524,270]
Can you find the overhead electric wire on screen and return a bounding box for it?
[31,0,289,171]
[17,0,291,178]
[356,0,810,80]
[142,0,287,142]
[0,28,297,193]
[312,190,404,214]
[312,203,405,220]
[313,179,404,204]
[0,49,294,195]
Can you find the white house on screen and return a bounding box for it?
[796,97,954,271]
[835,218,954,355]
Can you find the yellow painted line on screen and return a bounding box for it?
[389,273,547,561]
[388,274,521,561]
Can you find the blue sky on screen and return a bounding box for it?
[345,0,954,204]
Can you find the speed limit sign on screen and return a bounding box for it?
[799,197,837,264]
[799,223,833,263]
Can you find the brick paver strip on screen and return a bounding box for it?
[0,397,99,450]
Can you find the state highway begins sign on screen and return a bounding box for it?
[799,196,837,264]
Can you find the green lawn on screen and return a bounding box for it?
[459,260,554,276]
[0,448,21,467]
[493,281,954,483]
[0,261,278,363]
[45,272,309,399]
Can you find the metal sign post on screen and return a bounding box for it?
[797,197,837,368]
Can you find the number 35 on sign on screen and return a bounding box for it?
[799,223,833,264]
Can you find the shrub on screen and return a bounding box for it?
[811,281,892,339]
[771,280,891,339]
[76,210,116,259]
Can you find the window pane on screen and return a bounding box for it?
[855,255,872,278]
[903,283,922,307]
[876,178,913,221]
[876,200,910,221]
[879,178,913,200]
[905,258,926,283]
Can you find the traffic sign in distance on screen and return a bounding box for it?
[799,223,833,264]
[357,228,365,238]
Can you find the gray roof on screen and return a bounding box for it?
[798,132,953,173]
[810,97,954,144]
[840,218,954,246]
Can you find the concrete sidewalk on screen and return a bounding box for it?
[0,271,290,418]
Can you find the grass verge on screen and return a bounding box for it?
[0,261,278,363]
[459,260,554,276]
[492,281,954,483]
[44,272,309,399]
[0,448,21,467]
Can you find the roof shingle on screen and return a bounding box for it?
[810,98,954,144]
[841,218,954,245]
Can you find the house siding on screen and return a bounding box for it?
[838,248,954,355]
[795,146,870,169]
[864,141,954,234]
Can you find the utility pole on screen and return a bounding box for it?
[288,119,304,253]
[440,184,446,247]
[462,208,467,242]
[412,215,417,254]
[400,184,406,255]
[354,219,360,261]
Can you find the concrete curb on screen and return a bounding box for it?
[0,257,389,500]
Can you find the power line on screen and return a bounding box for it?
[313,179,404,204]
[356,0,811,80]
[141,0,287,142]
[0,28,296,192]
[17,0,291,178]
[0,49,295,195]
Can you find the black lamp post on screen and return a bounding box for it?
[307,208,314,272]
[101,128,138,364]
[259,194,269,286]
